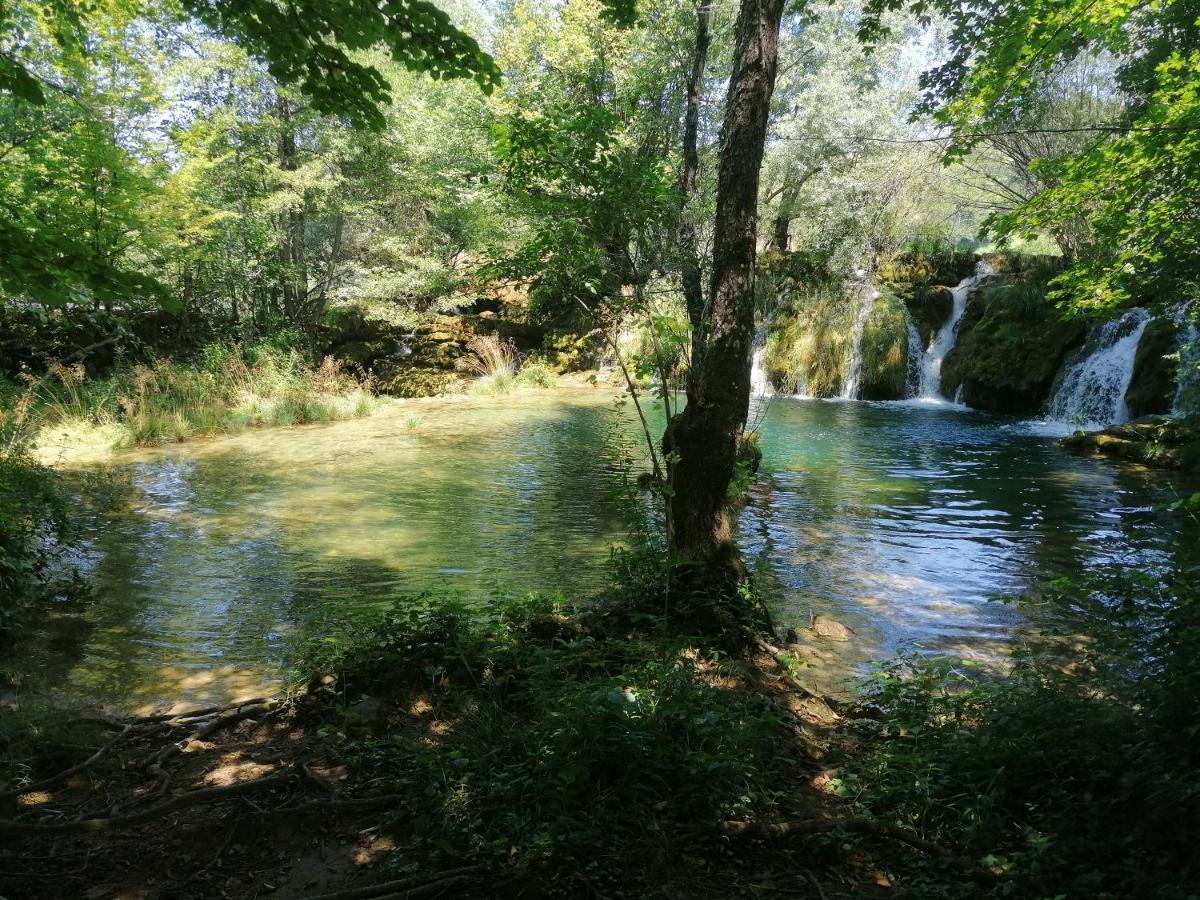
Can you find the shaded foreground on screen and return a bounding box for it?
[3,549,1199,899]
[0,592,869,899]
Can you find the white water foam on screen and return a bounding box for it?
[1042,307,1151,431]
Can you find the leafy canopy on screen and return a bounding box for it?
[860,0,1200,311]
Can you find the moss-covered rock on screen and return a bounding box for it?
[860,289,911,400]
[1125,317,1179,418]
[330,339,396,368]
[541,330,605,373]
[375,362,461,398]
[897,283,953,349]
[940,278,1087,415]
[1060,415,1200,473]
[878,249,977,286]
[763,283,856,397]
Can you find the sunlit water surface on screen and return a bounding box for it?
[15,389,1197,708]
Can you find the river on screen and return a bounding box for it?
[15,388,1197,709]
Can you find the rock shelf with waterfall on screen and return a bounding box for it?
[914,260,992,401]
[757,250,1198,432]
[1045,308,1152,430]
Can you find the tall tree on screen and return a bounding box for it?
[678,1,712,337]
[666,0,788,576]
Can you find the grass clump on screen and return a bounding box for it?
[27,341,379,451]
[466,334,558,394]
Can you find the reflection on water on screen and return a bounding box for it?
[13,390,1197,708]
[741,399,1193,691]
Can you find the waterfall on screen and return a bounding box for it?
[915,260,993,400]
[750,322,773,398]
[1046,307,1151,429]
[841,286,879,399]
[904,313,923,398]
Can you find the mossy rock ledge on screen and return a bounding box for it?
[1060,415,1200,472]
[324,310,572,398]
[1125,317,1180,418]
[940,280,1087,415]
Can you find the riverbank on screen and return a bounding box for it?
[3,558,1197,900]
[1059,414,1200,474]
[0,563,992,900]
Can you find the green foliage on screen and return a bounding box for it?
[861,0,1200,313]
[847,571,1200,898]
[0,450,70,633]
[295,588,781,893]
[0,376,72,635]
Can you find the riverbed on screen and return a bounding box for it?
[14,388,1197,709]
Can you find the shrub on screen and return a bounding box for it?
[846,573,1200,899]
[0,451,70,633]
[293,589,781,894]
[514,360,558,388]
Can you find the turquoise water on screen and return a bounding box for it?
[14,390,1196,708]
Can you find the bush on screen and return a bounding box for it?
[0,452,70,634]
[293,588,782,894]
[514,360,558,388]
[845,574,1200,898]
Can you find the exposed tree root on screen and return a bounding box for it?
[0,770,299,835]
[129,697,273,726]
[0,723,136,802]
[147,699,277,783]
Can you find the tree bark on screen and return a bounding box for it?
[275,91,307,327]
[666,0,787,573]
[771,179,798,252]
[679,1,711,339]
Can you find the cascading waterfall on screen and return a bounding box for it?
[915,260,993,400]
[750,321,773,397]
[841,286,879,399]
[1046,307,1152,429]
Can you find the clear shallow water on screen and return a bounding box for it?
[14,390,1197,709]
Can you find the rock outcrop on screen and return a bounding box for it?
[1060,416,1200,472]
[1125,317,1180,418]
[939,280,1087,415]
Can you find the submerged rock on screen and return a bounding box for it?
[809,614,855,642]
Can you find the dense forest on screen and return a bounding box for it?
[1,0,1198,897]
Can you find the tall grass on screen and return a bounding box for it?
[465,334,557,394]
[28,343,379,451]
[764,282,856,396]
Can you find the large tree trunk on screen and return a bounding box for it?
[679,1,711,339]
[275,92,307,327]
[666,0,786,573]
